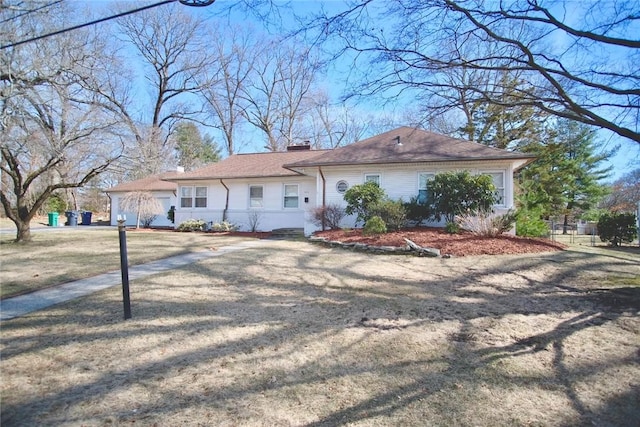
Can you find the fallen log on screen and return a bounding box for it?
[404,238,440,257]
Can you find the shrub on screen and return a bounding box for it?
[363,215,387,236]
[515,206,549,237]
[47,194,67,214]
[247,210,262,232]
[310,204,347,229]
[370,199,407,231]
[425,171,497,223]
[141,214,157,228]
[456,210,516,237]
[445,221,460,234]
[598,212,637,246]
[177,219,206,232]
[403,196,430,225]
[211,221,238,232]
[343,181,386,226]
[167,206,175,223]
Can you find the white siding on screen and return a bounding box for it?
[174,176,317,232]
[109,191,176,228]
[305,161,518,233]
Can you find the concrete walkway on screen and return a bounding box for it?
[0,239,267,321]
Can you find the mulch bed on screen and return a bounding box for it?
[313,227,566,256]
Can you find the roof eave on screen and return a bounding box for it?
[286,155,537,168]
[164,172,307,182]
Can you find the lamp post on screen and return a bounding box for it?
[117,215,132,320]
[178,0,216,5]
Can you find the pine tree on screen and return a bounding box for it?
[519,119,614,233]
[173,122,222,171]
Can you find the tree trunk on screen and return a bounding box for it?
[15,219,32,243]
[562,214,569,235]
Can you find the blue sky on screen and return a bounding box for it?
[88,0,638,182]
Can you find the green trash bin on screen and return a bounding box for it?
[48,212,59,227]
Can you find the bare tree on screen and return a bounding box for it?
[1,1,124,242]
[119,191,164,229]
[114,3,212,175]
[241,39,320,151]
[300,91,373,148]
[302,0,640,145]
[199,24,256,156]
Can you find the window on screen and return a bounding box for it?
[418,173,435,204]
[181,186,207,208]
[486,172,505,205]
[249,185,263,208]
[336,180,349,194]
[284,184,299,208]
[365,174,380,185]
[195,187,207,207]
[180,187,192,208]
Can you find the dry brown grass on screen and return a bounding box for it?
[1,238,639,426]
[0,228,257,299]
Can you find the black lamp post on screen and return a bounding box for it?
[117,215,132,320]
[178,0,216,6]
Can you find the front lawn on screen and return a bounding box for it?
[1,240,638,426]
[0,228,258,299]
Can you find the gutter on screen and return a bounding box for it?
[220,179,229,221]
[285,155,538,169]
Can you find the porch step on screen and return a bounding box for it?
[270,228,305,239]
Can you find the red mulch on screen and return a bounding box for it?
[314,227,566,257]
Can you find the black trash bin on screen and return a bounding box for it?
[81,211,92,225]
[65,211,78,226]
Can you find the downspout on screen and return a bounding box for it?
[220,179,229,222]
[318,166,326,231]
[107,193,112,225]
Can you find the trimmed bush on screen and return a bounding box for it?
[344,181,385,226]
[598,212,637,246]
[403,196,430,225]
[211,221,238,232]
[177,219,206,232]
[363,216,387,236]
[425,171,497,223]
[370,199,407,231]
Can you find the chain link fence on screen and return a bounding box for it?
[546,217,640,247]
[547,219,599,246]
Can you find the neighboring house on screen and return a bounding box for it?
[105,170,182,228]
[166,127,535,235]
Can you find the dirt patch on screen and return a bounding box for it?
[314,227,566,256]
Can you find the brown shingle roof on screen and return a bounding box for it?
[285,126,535,168]
[106,171,179,193]
[167,150,330,181]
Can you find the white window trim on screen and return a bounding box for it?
[479,170,506,207]
[283,184,299,209]
[249,185,264,209]
[180,185,208,208]
[364,173,381,186]
[417,172,435,204]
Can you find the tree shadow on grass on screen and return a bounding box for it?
[1,243,638,426]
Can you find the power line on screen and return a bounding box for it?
[0,0,64,24]
[0,0,177,50]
